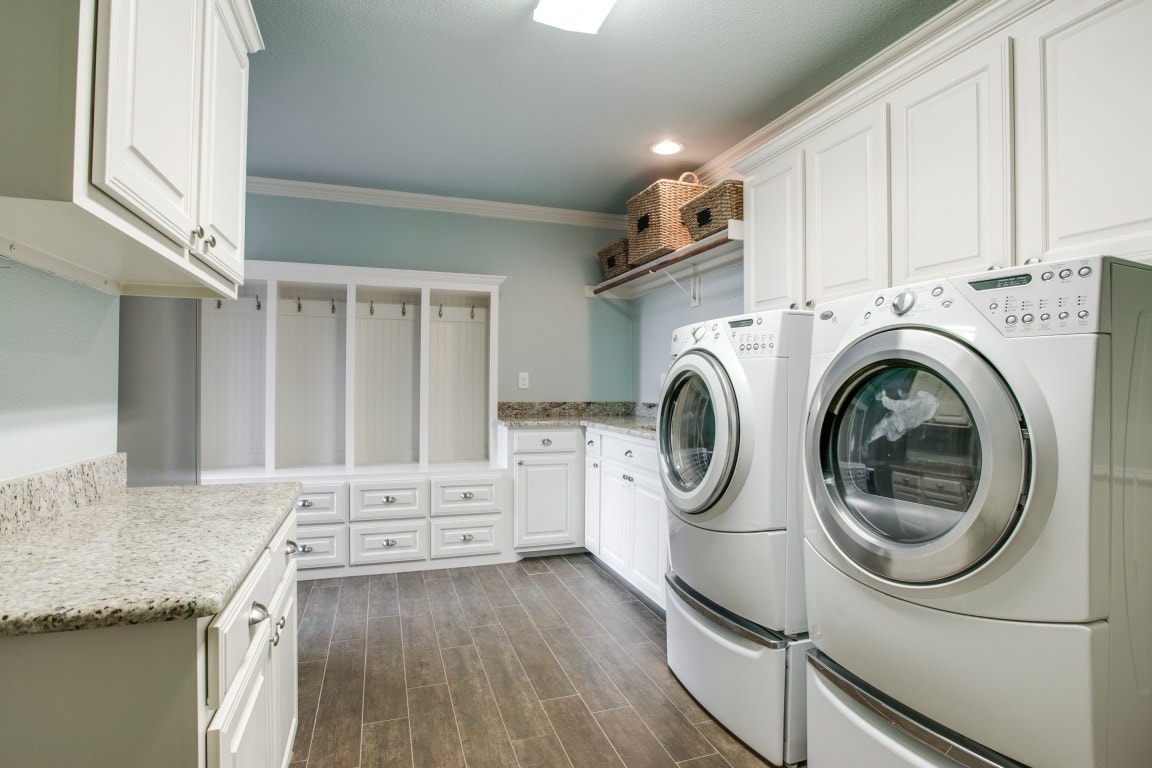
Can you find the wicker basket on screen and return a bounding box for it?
[597,238,630,280]
[680,180,744,241]
[626,172,710,266]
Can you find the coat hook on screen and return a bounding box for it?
[369,299,374,316]
[256,294,261,311]
[330,298,336,314]
[439,303,443,318]
[402,301,406,317]
[470,305,475,320]
[296,297,302,313]
[216,299,222,309]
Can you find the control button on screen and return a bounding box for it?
[875,296,884,306]
[714,333,720,340]
[1042,271,1054,281]
[756,317,763,324]
[1078,310,1089,319]
[739,344,745,351]
[768,343,775,349]
[931,286,944,297]
[864,311,871,320]
[1005,315,1018,325]
[1022,314,1034,323]
[692,326,705,341]
[1079,266,1092,277]
[942,300,953,308]
[712,323,718,331]
[891,290,917,316]
[1040,313,1050,321]
[1059,312,1069,320]
[753,343,759,350]
[989,302,999,310]
[1059,268,1073,279]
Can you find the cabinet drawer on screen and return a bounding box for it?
[349,520,428,564]
[295,483,347,525]
[512,429,583,453]
[350,479,428,521]
[268,514,297,589]
[584,430,602,457]
[431,516,501,559]
[207,550,273,709]
[602,434,659,474]
[295,524,348,569]
[431,476,504,516]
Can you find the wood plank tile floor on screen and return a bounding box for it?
[291,554,774,768]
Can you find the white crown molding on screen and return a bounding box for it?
[246,177,626,230]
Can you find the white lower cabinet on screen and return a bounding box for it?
[511,429,585,550]
[295,522,349,569]
[584,454,601,554]
[350,519,428,564]
[431,516,502,558]
[587,430,667,609]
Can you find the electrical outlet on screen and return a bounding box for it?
[518,372,530,389]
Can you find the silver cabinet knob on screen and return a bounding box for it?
[277,616,287,630]
[789,302,799,310]
[461,491,475,500]
[1025,257,1042,264]
[270,629,281,647]
[460,533,474,542]
[205,234,217,248]
[384,538,397,547]
[805,299,815,308]
[192,225,205,239]
[285,540,299,555]
[592,462,598,469]
[249,602,269,626]
[517,459,524,465]
[541,438,552,446]
[298,499,314,508]
[384,495,397,504]
[300,543,314,553]
[624,449,634,458]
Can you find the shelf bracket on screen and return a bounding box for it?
[663,270,701,307]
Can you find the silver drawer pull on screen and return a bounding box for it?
[384,495,397,504]
[249,602,269,626]
[624,449,634,458]
[298,499,314,508]
[287,540,313,555]
[460,491,475,500]
[270,629,281,647]
[541,438,552,446]
[300,543,314,553]
[384,538,397,547]
[460,533,474,542]
[277,616,287,630]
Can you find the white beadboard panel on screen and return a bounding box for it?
[428,298,489,463]
[200,297,266,469]
[276,297,346,467]
[354,298,419,464]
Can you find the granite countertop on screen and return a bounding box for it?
[0,481,301,637]
[500,416,657,440]
[497,402,658,440]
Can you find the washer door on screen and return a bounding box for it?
[806,328,1030,584]
[659,350,740,516]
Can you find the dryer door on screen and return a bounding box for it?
[806,328,1030,584]
[659,350,740,516]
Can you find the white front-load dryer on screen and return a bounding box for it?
[802,256,1152,768]
[659,309,813,767]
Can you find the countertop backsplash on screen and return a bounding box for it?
[0,453,126,538]
[498,401,657,420]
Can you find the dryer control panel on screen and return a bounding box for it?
[727,316,779,358]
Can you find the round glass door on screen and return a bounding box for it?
[806,329,1030,583]
[659,351,739,515]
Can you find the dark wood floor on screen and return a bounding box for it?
[291,554,774,768]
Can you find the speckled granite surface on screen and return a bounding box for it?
[499,402,657,440]
[0,481,301,637]
[0,454,127,538]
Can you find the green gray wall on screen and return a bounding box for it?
[0,262,119,481]
[245,193,634,401]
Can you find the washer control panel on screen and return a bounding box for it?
[854,257,1106,337]
[727,315,778,358]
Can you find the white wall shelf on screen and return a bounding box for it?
[588,222,744,300]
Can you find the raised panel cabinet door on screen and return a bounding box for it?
[744,149,805,311]
[94,0,202,250]
[805,102,891,304]
[890,39,1012,283]
[196,0,252,282]
[1016,0,1152,263]
[270,579,298,768]
[628,473,668,608]
[598,463,631,576]
[207,628,273,768]
[584,455,601,554]
[514,453,579,548]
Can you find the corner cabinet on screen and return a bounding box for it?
[0,0,263,297]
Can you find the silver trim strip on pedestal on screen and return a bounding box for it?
[665,573,788,650]
[807,650,1028,768]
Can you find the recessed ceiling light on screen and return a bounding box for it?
[533,0,617,34]
[650,140,684,155]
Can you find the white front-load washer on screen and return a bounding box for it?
[658,309,813,766]
[801,256,1152,768]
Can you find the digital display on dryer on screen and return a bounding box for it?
[968,273,1033,291]
[728,319,754,328]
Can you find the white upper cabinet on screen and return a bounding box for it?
[889,38,1012,283]
[0,0,262,297]
[744,149,804,312]
[804,103,891,305]
[1015,0,1152,263]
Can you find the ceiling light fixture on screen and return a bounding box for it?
[532,0,618,34]
[650,140,684,155]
